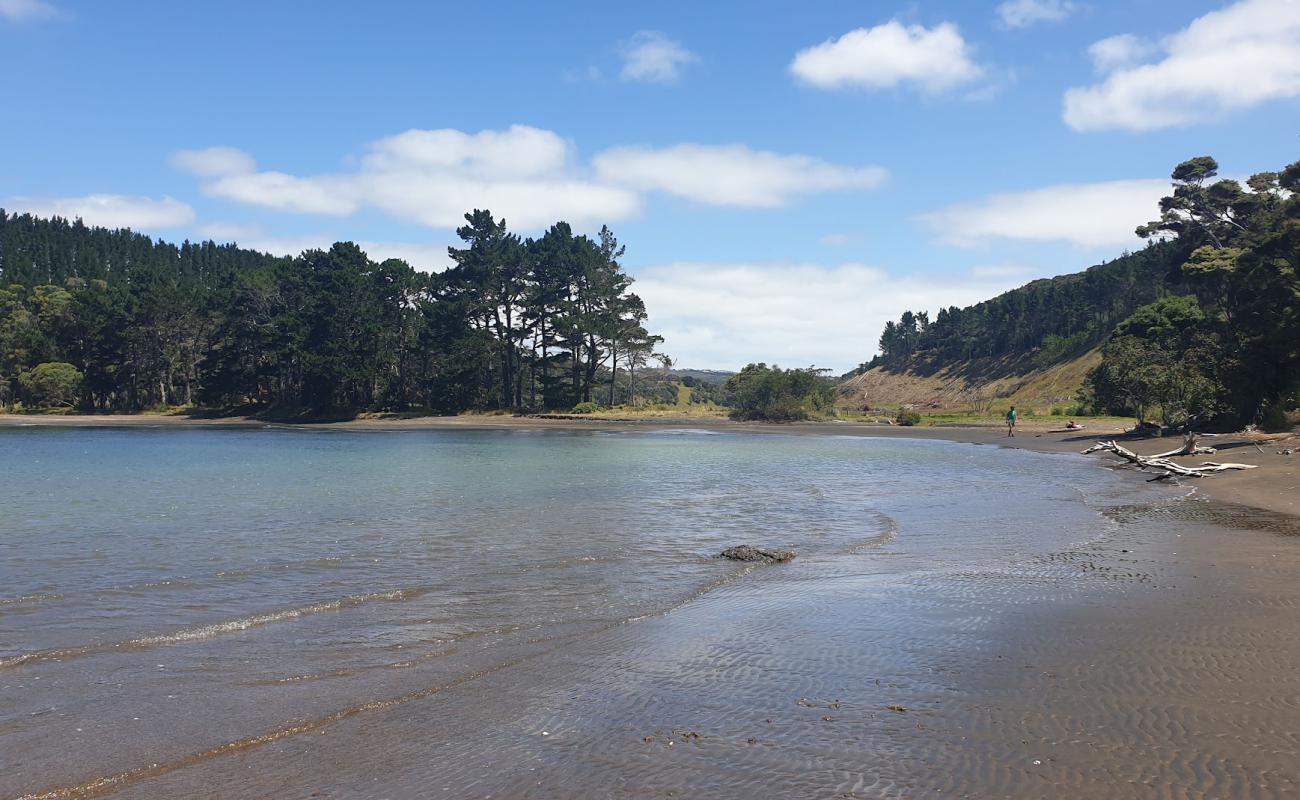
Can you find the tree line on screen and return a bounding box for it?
[868,239,1190,373]
[0,209,664,413]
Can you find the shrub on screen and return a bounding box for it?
[1259,402,1292,433]
[895,409,922,426]
[571,401,601,414]
[724,363,835,421]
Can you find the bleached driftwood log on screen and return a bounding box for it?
[1082,439,1257,480]
[1149,432,1217,458]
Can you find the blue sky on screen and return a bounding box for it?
[2,0,1297,371]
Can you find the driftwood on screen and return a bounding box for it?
[1149,432,1217,458]
[1082,439,1257,480]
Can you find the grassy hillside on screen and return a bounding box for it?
[839,348,1100,416]
[839,240,1197,416]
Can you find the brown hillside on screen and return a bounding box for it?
[838,349,1101,414]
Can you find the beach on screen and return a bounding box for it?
[1,417,1298,799]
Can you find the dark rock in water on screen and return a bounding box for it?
[719,545,795,563]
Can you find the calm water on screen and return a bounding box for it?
[0,426,1165,798]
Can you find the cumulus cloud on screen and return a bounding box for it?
[176,125,643,230]
[594,144,888,207]
[620,31,699,83]
[4,194,195,229]
[0,0,60,22]
[1064,0,1300,131]
[177,126,888,228]
[1086,34,1158,73]
[790,20,983,92]
[916,179,1169,248]
[634,261,1026,372]
[995,0,1077,30]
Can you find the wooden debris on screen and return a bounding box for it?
[1149,432,1217,458]
[1082,440,1257,479]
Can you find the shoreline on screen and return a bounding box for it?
[5,411,1296,518]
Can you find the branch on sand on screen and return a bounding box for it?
[1082,438,1256,480]
[1149,432,1218,458]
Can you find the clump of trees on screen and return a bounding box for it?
[0,209,662,414]
[1087,156,1300,429]
[1085,296,1229,427]
[724,364,835,421]
[16,361,83,408]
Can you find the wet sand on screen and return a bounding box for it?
[16,482,1300,799]
[4,415,1300,799]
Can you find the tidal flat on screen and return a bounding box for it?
[2,426,1297,799]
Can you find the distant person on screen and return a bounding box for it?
[1065,420,1084,430]
[1006,406,1017,437]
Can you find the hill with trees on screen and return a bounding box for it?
[846,155,1299,430]
[0,209,663,415]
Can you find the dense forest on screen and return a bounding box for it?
[0,209,664,414]
[868,156,1300,429]
[869,239,1192,372]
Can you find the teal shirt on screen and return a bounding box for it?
[1006,410,1017,424]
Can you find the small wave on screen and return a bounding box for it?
[0,588,426,671]
[0,593,63,607]
[844,510,901,554]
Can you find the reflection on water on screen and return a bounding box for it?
[0,427,1168,798]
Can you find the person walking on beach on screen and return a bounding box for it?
[1006,406,1017,437]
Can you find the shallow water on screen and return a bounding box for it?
[2,427,1295,798]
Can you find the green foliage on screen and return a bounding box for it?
[872,153,1299,430]
[18,361,83,408]
[724,363,835,421]
[680,374,726,405]
[1126,155,1300,425]
[0,209,662,414]
[874,241,1189,370]
[1087,297,1231,427]
[1258,402,1291,433]
[895,409,921,426]
[571,401,600,414]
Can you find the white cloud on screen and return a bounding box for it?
[594,144,888,207]
[790,20,983,92]
[169,146,257,177]
[1086,34,1157,73]
[0,0,60,22]
[4,194,195,229]
[620,31,698,83]
[634,261,1024,372]
[199,224,451,272]
[996,0,1077,30]
[916,179,1169,248]
[205,171,359,216]
[1064,0,1300,131]
[179,126,885,227]
[179,125,643,230]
